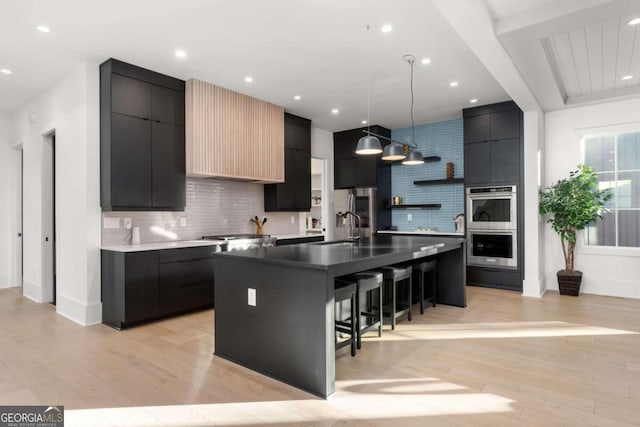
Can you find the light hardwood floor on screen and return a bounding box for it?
[1,286,639,426]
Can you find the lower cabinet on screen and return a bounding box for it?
[101,246,216,329]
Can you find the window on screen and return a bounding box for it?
[583,131,640,247]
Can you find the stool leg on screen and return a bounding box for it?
[378,284,383,337]
[391,279,396,331]
[433,266,437,307]
[419,271,425,315]
[356,289,362,350]
[350,294,356,357]
[407,276,412,322]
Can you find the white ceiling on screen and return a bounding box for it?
[487,0,640,110]
[0,0,510,131]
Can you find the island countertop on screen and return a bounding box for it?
[212,235,464,276]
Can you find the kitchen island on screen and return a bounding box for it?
[212,235,465,398]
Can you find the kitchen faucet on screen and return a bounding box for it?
[339,211,362,240]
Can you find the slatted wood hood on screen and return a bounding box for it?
[185,79,285,183]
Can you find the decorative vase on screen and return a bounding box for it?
[557,270,582,296]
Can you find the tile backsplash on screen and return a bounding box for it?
[102,178,300,246]
[391,119,464,233]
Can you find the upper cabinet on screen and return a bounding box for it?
[333,125,391,189]
[463,101,522,185]
[185,79,285,183]
[264,113,311,212]
[100,59,186,211]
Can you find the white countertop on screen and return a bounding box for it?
[102,240,226,253]
[377,230,465,237]
[272,233,324,239]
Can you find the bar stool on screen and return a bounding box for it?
[334,278,358,357]
[378,265,412,330]
[342,271,383,349]
[412,259,437,314]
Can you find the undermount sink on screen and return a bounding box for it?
[315,239,360,246]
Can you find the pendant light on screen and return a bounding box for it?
[381,142,406,161]
[355,25,382,155]
[401,54,425,165]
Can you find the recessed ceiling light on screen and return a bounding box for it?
[0,69,12,75]
[470,98,478,103]
[381,24,393,33]
[628,17,640,26]
[450,81,459,87]
[622,74,634,81]
[244,76,254,83]
[421,58,431,65]
[36,25,51,33]
[331,108,339,114]
[293,95,301,100]
[361,120,368,124]
[175,50,187,59]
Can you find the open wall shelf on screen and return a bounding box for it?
[413,178,464,186]
[387,204,441,210]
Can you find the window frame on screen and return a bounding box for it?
[576,122,640,256]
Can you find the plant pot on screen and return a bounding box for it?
[557,270,583,296]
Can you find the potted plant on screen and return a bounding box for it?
[539,164,612,296]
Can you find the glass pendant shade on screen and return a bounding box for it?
[402,149,424,165]
[381,142,406,161]
[355,135,382,155]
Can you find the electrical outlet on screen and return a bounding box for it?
[290,215,295,224]
[180,217,187,227]
[103,217,120,229]
[407,214,413,222]
[123,218,132,230]
[248,288,256,306]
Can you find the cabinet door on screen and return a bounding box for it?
[294,150,311,210]
[285,116,311,152]
[152,122,185,209]
[335,157,357,189]
[356,156,378,187]
[111,113,152,208]
[124,251,158,323]
[490,138,519,183]
[111,74,151,119]
[464,141,491,184]
[463,114,491,143]
[151,85,185,126]
[158,257,214,314]
[490,110,520,141]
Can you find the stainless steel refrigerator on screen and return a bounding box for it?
[333,188,377,240]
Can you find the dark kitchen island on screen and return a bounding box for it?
[211,235,466,398]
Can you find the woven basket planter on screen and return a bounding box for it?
[557,270,583,296]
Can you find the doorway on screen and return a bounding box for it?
[12,145,24,293]
[42,132,56,304]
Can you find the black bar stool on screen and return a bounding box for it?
[334,278,358,357]
[343,271,383,349]
[412,259,437,314]
[378,265,412,330]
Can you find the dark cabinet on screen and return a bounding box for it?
[333,125,390,189]
[491,138,519,183]
[101,246,216,330]
[101,58,186,211]
[264,113,311,212]
[463,141,491,184]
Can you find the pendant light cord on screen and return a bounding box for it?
[366,24,371,133]
[408,57,415,147]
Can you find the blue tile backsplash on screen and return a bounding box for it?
[391,119,464,233]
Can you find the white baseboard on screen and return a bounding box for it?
[56,294,103,326]
[522,276,546,298]
[0,275,10,289]
[22,280,43,302]
[545,274,640,299]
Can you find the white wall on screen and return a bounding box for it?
[544,98,640,299]
[311,127,335,240]
[0,115,11,287]
[8,61,102,324]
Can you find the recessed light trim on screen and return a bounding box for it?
[293,95,301,100]
[331,108,339,114]
[381,24,393,33]
[628,17,640,26]
[622,74,634,81]
[361,120,368,124]
[449,81,459,87]
[244,76,254,83]
[174,50,187,59]
[421,58,431,65]
[0,69,12,75]
[36,25,51,33]
[469,98,478,103]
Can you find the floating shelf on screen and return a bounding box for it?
[423,156,441,163]
[387,204,441,210]
[413,178,464,186]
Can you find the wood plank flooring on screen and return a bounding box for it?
[1,286,639,426]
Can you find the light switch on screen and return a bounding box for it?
[180,217,187,227]
[290,215,295,224]
[248,288,256,306]
[407,214,413,222]
[103,217,120,229]
[123,218,132,230]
